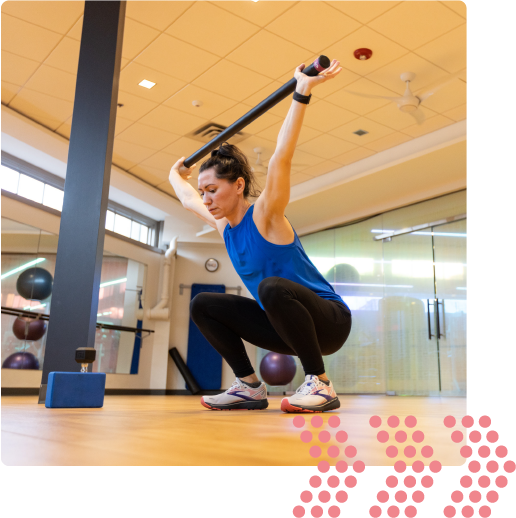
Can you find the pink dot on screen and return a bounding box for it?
[405,506,417,518]
[479,446,490,458]
[405,416,417,428]
[469,431,481,443]
[486,460,500,473]
[469,490,481,503]
[444,506,456,517]
[460,446,472,458]
[318,430,330,443]
[395,431,407,443]
[468,461,480,473]
[504,460,516,473]
[328,506,340,518]
[421,446,433,458]
[345,445,357,458]
[395,491,407,503]
[318,491,330,503]
[388,415,400,428]
[495,445,507,458]
[311,505,323,518]
[301,431,313,443]
[336,460,348,473]
[430,460,442,473]
[479,507,491,518]
[421,476,433,488]
[293,416,306,428]
[462,416,474,428]
[495,476,507,488]
[412,431,425,443]
[404,476,416,488]
[479,415,491,428]
[386,476,398,488]
[301,491,313,503]
[353,460,365,473]
[460,476,472,488]
[328,416,340,428]
[311,416,323,428]
[327,475,339,488]
[310,476,321,488]
[387,446,399,458]
[336,430,348,443]
[486,491,498,503]
[328,446,340,458]
[462,506,473,518]
[394,460,406,473]
[412,491,424,503]
[370,506,382,518]
[444,415,456,428]
[370,416,382,428]
[336,491,348,503]
[404,446,416,458]
[486,431,498,443]
[293,506,305,517]
[478,476,490,488]
[345,476,357,488]
[387,506,400,517]
[318,461,330,473]
[451,431,464,443]
[310,446,321,458]
[377,431,389,443]
[412,460,424,473]
[452,491,463,503]
[378,490,389,503]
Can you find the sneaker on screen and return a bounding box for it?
[201,378,269,411]
[281,375,340,413]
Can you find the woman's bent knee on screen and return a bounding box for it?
[258,277,289,307]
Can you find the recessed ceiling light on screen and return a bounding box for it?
[353,129,368,136]
[139,79,156,89]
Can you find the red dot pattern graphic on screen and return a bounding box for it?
[444,415,456,428]
[462,415,474,428]
[327,475,339,488]
[327,445,340,458]
[301,491,312,503]
[336,491,347,503]
[387,506,400,517]
[318,490,330,503]
[378,431,390,443]
[318,430,330,443]
[317,460,329,473]
[462,505,473,517]
[370,506,382,517]
[469,490,481,503]
[395,490,407,503]
[311,505,323,517]
[404,476,416,488]
[336,460,348,473]
[395,431,407,443]
[405,416,417,428]
[468,461,480,473]
[412,431,425,443]
[378,490,389,503]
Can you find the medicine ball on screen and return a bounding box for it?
[16,267,53,300]
[12,317,47,341]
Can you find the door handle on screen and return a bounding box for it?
[436,299,445,339]
[427,299,434,339]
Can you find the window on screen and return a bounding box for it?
[18,175,44,203]
[42,184,64,211]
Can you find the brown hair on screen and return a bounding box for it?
[199,143,262,199]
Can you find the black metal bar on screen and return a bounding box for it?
[38,1,126,403]
[435,298,442,339]
[169,347,201,395]
[427,299,434,340]
[183,55,331,168]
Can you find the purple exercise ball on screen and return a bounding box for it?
[259,352,297,386]
[2,351,40,370]
[12,317,47,341]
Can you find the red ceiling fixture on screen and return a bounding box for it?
[354,48,373,61]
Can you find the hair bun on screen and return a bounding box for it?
[210,149,219,157]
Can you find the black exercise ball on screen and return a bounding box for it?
[324,263,360,284]
[16,267,53,300]
[2,351,40,370]
[12,317,47,341]
[260,352,297,386]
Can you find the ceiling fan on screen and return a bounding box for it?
[250,147,311,174]
[345,70,465,125]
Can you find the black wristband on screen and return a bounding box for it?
[293,91,312,105]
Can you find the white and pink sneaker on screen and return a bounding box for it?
[281,375,340,413]
[201,378,268,411]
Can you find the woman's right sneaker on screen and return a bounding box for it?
[281,375,340,413]
[201,378,269,411]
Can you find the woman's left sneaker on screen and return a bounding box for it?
[281,375,340,413]
[201,378,269,411]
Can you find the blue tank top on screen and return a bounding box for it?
[223,204,347,311]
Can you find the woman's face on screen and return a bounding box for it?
[198,168,245,219]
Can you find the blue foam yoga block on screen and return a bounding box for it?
[45,372,106,408]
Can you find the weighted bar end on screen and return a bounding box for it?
[314,55,331,72]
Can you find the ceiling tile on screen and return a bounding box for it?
[112,140,156,170]
[9,88,74,130]
[1,50,40,86]
[290,172,314,186]
[329,116,395,145]
[119,62,186,103]
[257,122,322,146]
[126,1,193,31]
[326,1,400,24]
[23,65,76,102]
[242,80,285,107]
[441,1,467,19]
[421,79,466,113]
[140,151,181,172]
[134,34,219,82]
[162,138,203,162]
[66,15,82,40]
[138,105,208,135]
[116,91,158,121]
[226,30,312,80]
[1,1,83,34]
[115,117,134,136]
[333,147,376,166]
[166,2,259,58]
[116,123,181,151]
[322,26,409,77]
[264,96,293,119]
[300,160,342,178]
[122,18,160,61]
[193,60,272,102]
[303,100,359,132]
[121,58,130,70]
[402,114,454,138]
[164,85,237,120]
[298,134,357,160]
[291,148,325,170]
[55,117,72,139]
[156,181,179,198]
[214,1,296,27]
[415,23,466,73]
[43,37,80,75]
[1,14,62,62]
[369,1,464,50]
[237,135,281,163]
[266,2,361,53]
[128,165,169,186]
[362,132,413,153]
[366,102,437,131]
[212,103,282,134]
[443,103,466,122]
[2,81,21,104]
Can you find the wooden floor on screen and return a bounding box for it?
[2,395,467,466]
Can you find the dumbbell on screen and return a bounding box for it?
[75,347,96,373]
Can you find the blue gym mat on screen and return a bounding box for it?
[186,283,225,390]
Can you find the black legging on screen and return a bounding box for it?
[190,276,352,378]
